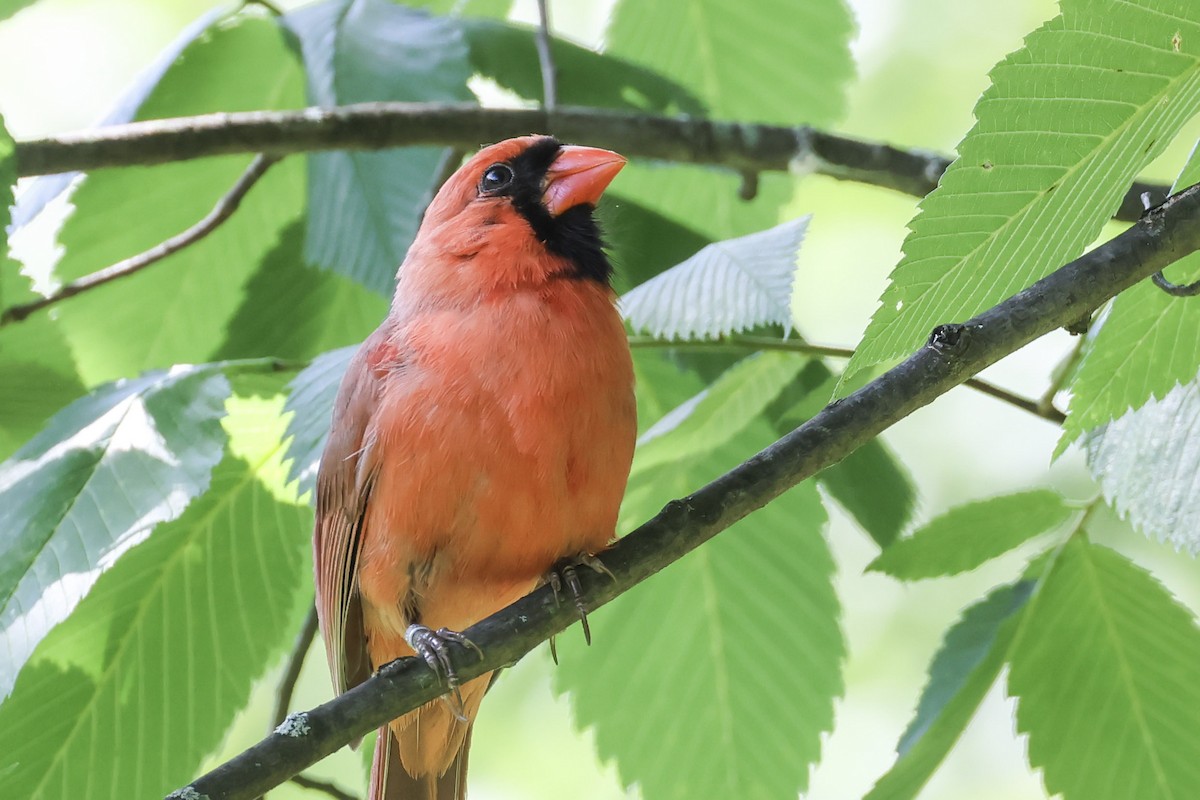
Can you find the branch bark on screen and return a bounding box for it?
[167,181,1200,800]
[14,103,1165,222]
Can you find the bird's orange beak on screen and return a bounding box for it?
[543,146,626,216]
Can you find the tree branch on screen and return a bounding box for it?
[167,181,1200,800]
[627,334,1066,424]
[13,103,1165,222]
[0,154,280,326]
[534,0,557,112]
[271,606,319,732]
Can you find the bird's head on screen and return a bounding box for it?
[398,136,626,305]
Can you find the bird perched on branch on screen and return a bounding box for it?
[313,136,636,800]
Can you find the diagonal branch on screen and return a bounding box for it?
[0,154,280,327]
[14,103,1165,222]
[167,181,1200,800]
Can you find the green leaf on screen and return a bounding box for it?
[285,0,473,296]
[868,490,1075,580]
[52,15,306,385]
[1086,379,1200,554]
[866,581,1034,800]
[607,0,854,126]
[0,395,313,799]
[0,367,230,701]
[460,18,704,113]
[816,441,914,549]
[214,221,387,361]
[848,0,1200,378]
[620,217,808,341]
[0,120,86,460]
[605,0,853,250]
[770,360,916,548]
[1008,537,1200,800]
[603,193,712,293]
[634,352,808,473]
[1064,138,1200,444]
[11,8,227,228]
[283,345,356,496]
[0,0,36,23]
[556,443,840,799]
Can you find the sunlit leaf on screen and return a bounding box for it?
[868,490,1075,579]
[866,581,1034,800]
[605,0,854,245]
[1064,138,1200,444]
[284,0,473,296]
[214,221,386,361]
[607,0,853,125]
[0,119,86,460]
[0,396,313,798]
[0,366,229,700]
[634,352,807,472]
[1086,378,1200,553]
[849,0,1200,378]
[620,217,808,341]
[1009,537,1200,799]
[10,7,227,228]
[52,16,306,384]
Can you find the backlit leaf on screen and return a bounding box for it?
[866,581,1035,800]
[1064,137,1200,443]
[1009,537,1200,799]
[52,15,306,384]
[0,395,313,798]
[849,0,1200,377]
[868,490,1075,579]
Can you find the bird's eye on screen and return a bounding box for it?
[479,163,514,194]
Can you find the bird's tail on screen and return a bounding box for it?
[368,673,489,800]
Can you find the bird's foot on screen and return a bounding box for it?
[404,624,483,720]
[542,553,615,663]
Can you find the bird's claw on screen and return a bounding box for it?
[404,624,482,717]
[542,553,615,661]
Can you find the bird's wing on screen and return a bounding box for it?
[313,329,395,695]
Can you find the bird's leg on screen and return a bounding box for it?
[542,553,616,660]
[404,624,484,720]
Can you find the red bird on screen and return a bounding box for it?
[313,136,636,799]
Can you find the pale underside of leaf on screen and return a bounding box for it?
[1085,377,1200,553]
[619,216,809,341]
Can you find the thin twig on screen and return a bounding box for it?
[534,0,558,111]
[627,334,1066,424]
[0,154,280,327]
[169,181,1200,800]
[271,606,320,732]
[1039,336,1086,417]
[290,775,358,800]
[12,103,1167,223]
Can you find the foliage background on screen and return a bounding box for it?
[1,1,1199,799]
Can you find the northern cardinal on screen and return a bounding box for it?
[313,136,636,799]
